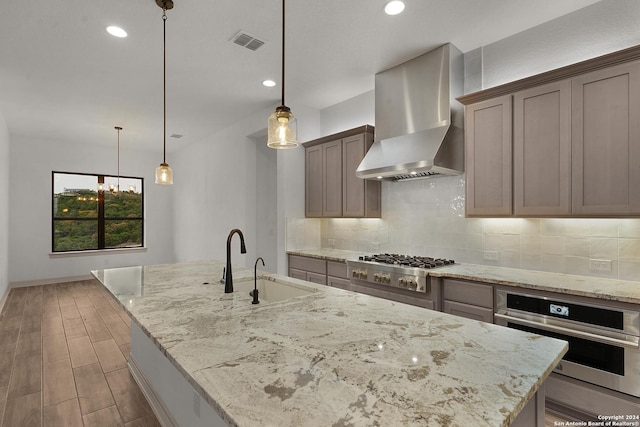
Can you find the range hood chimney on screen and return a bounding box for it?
[356,43,464,181]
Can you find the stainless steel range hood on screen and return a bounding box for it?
[356,43,464,181]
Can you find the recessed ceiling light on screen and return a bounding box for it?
[262,80,276,87]
[384,1,405,15]
[106,26,127,38]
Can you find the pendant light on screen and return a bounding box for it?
[267,0,298,149]
[111,126,123,193]
[155,0,174,185]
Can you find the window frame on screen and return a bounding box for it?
[51,171,145,253]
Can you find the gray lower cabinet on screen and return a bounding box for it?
[327,260,350,290]
[288,254,350,288]
[441,278,494,323]
[546,373,640,421]
[288,254,327,285]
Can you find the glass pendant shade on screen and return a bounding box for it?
[267,106,298,149]
[155,162,173,185]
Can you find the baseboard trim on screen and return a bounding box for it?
[0,286,9,315]
[128,353,178,427]
[9,274,93,288]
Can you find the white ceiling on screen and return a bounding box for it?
[0,0,601,152]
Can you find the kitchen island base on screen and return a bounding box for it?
[129,322,227,427]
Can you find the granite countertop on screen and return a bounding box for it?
[287,249,640,305]
[93,260,566,427]
[287,248,363,262]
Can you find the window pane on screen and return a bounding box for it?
[53,173,98,218]
[53,220,98,251]
[104,177,143,218]
[105,220,143,248]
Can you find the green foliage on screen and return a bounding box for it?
[53,189,143,251]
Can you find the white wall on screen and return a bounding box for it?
[291,0,640,281]
[8,135,175,284]
[172,104,320,276]
[0,112,9,307]
[481,0,640,88]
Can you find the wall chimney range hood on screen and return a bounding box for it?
[356,43,464,181]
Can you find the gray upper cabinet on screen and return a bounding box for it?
[459,46,640,218]
[322,139,343,217]
[465,95,513,216]
[514,80,571,216]
[571,61,640,216]
[305,144,324,217]
[304,126,381,218]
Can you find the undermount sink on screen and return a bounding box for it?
[233,278,317,303]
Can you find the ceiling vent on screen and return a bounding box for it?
[230,30,266,51]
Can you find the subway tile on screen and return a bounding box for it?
[619,239,640,261]
[541,254,565,274]
[520,235,541,254]
[618,260,640,281]
[540,218,567,236]
[540,236,565,255]
[589,238,618,259]
[588,219,619,237]
[565,237,590,258]
[619,219,640,238]
[565,256,590,277]
[520,253,542,271]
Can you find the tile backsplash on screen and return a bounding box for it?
[287,176,640,281]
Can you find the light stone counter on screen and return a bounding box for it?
[287,248,363,262]
[287,249,640,305]
[92,261,567,427]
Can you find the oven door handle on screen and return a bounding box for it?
[494,313,640,349]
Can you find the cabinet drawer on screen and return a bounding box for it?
[289,255,326,275]
[306,272,327,286]
[327,276,350,290]
[443,300,493,323]
[327,261,348,279]
[289,268,307,281]
[442,279,493,309]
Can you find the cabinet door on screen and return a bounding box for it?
[305,145,323,217]
[465,95,513,216]
[514,80,571,216]
[323,140,343,217]
[342,134,366,217]
[572,61,640,215]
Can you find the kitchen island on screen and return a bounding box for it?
[92,261,567,427]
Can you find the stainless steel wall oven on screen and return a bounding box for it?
[496,289,640,397]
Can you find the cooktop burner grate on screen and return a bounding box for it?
[358,253,454,269]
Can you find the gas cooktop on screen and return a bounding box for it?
[357,253,455,269]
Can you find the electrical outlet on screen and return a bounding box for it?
[590,259,612,272]
[484,251,499,261]
[193,391,200,417]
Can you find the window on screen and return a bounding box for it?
[52,172,144,252]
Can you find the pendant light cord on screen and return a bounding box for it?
[281,0,285,106]
[163,8,167,164]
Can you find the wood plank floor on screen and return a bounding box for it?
[0,280,160,427]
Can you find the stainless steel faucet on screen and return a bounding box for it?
[225,228,246,293]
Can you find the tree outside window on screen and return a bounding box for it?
[52,172,144,252]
